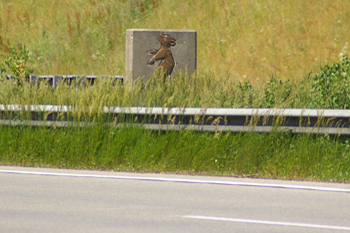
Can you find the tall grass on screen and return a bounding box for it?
[0,52,348,113]
[0,0,349,81]
[0,0,152,75]
[149,0,350,82]
[0,72,298,110]
[1,124,350,182]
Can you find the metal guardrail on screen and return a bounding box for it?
[6,75,124,87]
[1,105,350,134]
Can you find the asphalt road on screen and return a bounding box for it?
[1,166,350,233]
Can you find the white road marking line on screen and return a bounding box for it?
[182,215,350,231]
[1,169,350,193]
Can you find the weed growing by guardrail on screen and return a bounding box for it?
[0,66,5,81]
[264,77,292,108]
[0,44,33,88]
[311,55,350,109]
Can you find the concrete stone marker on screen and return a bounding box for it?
[125,29,196,83]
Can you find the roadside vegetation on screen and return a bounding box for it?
[1,0,350,182]
[1,125,350,182]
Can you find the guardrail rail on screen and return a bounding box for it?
[1,104,350,135]
[6,75,123,88]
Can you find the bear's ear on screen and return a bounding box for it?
[157,34,166,43]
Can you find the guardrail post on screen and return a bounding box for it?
[28,75,123,88]
[29,75,62,88]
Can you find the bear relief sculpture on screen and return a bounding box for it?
[147,33,176,80]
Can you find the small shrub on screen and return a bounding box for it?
[264,76,292,108]
[237,80,255,107]
[1,44,33,87]
[311,55,350,109]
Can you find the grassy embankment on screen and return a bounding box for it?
[1,0,349,80]
[1,0,350,181]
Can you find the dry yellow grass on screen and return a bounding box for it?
[146,0,350,82]
[0,0,349,82]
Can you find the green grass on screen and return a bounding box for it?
[1,124,350,182]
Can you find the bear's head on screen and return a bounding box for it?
[158,34,176,47]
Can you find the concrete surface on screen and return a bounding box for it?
[125,29,196,83]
